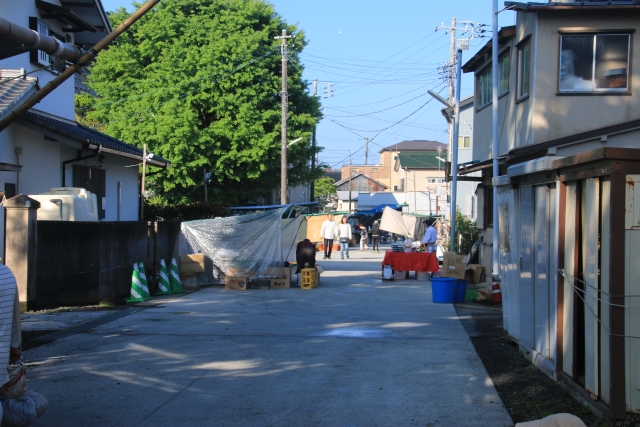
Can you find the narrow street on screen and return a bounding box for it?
[28,249,512,427]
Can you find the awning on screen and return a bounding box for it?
[372,204,399,213]
[35,0,98,32]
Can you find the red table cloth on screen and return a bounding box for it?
[381,250,439,273]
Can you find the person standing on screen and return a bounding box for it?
[422,218,437,253]
[337,216,352,259]
[320,213,337,259]
[358,224,368,251]
[370,220,381,253]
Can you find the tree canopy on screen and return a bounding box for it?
[77,0,322,205]
[314,176,336,205]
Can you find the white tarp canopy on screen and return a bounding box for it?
[379,206,428,241]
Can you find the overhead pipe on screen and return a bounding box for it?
[0,16,81,63]
[0,0,161,133]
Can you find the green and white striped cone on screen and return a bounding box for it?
[170,258,183,294]
[138,262,152,300]
[127,264,148,303]
[156,259,171,295]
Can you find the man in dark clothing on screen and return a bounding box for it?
[371,220,381,253]
[295,239,317,274]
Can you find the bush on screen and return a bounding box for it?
[454,208,478,255]
[144,199,230,221]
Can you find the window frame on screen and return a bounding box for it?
[458,135,471,149]
[29,17,50,67]
[516,36,531,102]
[558,31,632,94]
[476,51,511,111]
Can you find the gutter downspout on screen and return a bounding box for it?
[61,150,99,187]
[0,0,161,133]
[492,0,501,280]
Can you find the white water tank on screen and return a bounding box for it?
[29,187,98,221]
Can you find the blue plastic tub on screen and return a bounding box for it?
[431,277,457,303]
[455,279,469,302]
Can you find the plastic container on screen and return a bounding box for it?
[431,277,457,303]
[29,187,98,221]
[455,279,469,302]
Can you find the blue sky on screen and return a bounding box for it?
[101,0,514,168]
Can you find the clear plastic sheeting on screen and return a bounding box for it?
[181,207,289,284]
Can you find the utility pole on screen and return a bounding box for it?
[348,153,352,212]
[413,170,417,214]
[436,18,479,251]
[310,78,317,202]
[365,137,369,165]
[203,168,208,202]
[140,143,146,221]
[275,29,293,205]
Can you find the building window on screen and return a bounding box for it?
[517,39,530,99]
[559,33,630,92]
[458,136,471,149]
[29,17,50,67]
[477,53,510,109]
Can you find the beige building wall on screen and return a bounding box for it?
[340,150,402,191]
[396,168,446,193]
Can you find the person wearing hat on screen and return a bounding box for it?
[422,218,437,253]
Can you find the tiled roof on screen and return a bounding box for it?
[333,172,388,188]
[380,140,447,152]
[0,71,38,122]
[19,109,170,167]
[397,152,446,169]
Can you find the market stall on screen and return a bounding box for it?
[381,250,439,273]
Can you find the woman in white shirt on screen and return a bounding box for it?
[337,216,353,259]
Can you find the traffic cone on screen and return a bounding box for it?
[156,259,172,295]
[138,262,152,300]
[491,276,502,304]
[170,258,183,294]
[127,264,150,303]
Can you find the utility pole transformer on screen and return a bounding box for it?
[275,29,293,205]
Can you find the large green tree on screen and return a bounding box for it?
[77,0,322,205]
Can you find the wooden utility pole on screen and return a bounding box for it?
[310,78,317,202]
[275,29,293,204]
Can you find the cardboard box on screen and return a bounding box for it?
[467,264,484,284]
[394,270,408,280]
[269,266,291,289]
[179,254,205,276]
[442,252,466,279]
[225,276,248,290]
